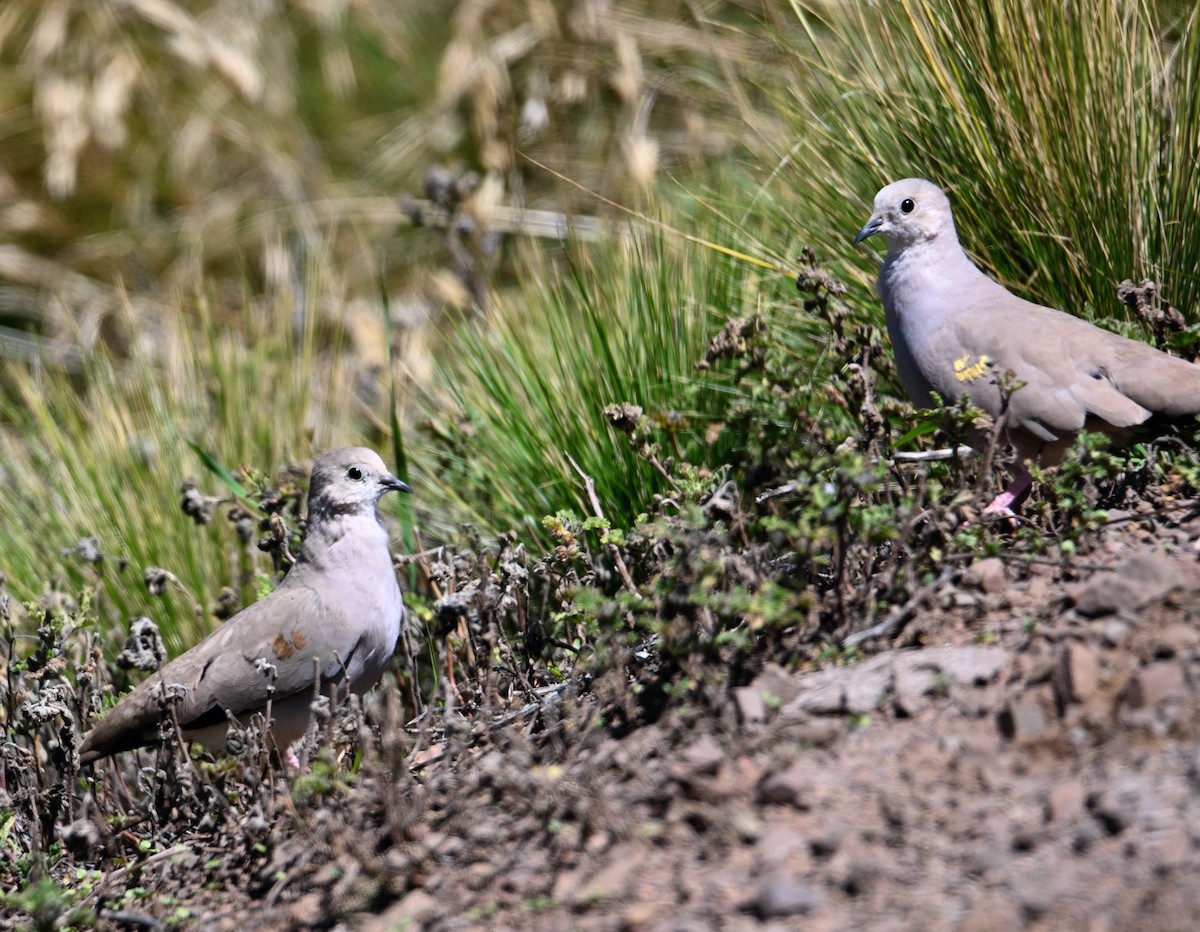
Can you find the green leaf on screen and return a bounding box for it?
[186,441,254,504]
[891,420,940,449]
[379,273,417,590]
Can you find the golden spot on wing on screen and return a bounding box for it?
[953,353,990,382]
[271,633,296,660]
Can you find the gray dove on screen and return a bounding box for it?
[79,447,410,765]
[855,178,1200,515]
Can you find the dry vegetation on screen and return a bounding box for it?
[4,1,1200,928]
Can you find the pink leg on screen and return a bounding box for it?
[983,467,1034,520]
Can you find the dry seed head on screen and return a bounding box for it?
[261,236,294,293]
[173,112,215,183]
[437,38,478,105]
[623,132,659,190]
[556,70,588,104]
[320,39,356,100]
[37,73,88,197]
[91,52,139,150]
[206,41,264,103]
[25,1,71,65]
[610,32,643,104]
[569,0,611,42]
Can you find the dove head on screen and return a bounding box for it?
[855,178,956,249]
[306,447,411,521]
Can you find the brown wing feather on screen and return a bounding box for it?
[79,584,357,763]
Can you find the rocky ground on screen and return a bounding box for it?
[365,513,1200,932]
[24,504,1200,931]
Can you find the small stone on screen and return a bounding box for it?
[952,590,980,608]
[677,735,725,776]
[753,875,822,918]
[1146,825,1190,868]
[758,760,814,808]
[755,823,810,870]
[1098,618,1133,647]
[1123,662,1189,710]
[574,842,645,905]
[288,892,325,927]
[997,689,1052,743]
[967,840,1010,876]
[552,867,585,904]
[1067,549,1198,617]
[960,892,1022,932]
[1088,790,1132,836]
[1072,818,1104,853]
[730,807,765,844]
[807,824,844,858]
[750,662,806,707]
[1045,780,1086,823]
[892,663,939,717]
[733,686,767,725]
[938,644,1008,685]
[676,774,730,804]
[841,655,894,715]
[1153,624,1200,657]
[1054,642,1100,707]
[375,889,438,926]
[1010,808,1042,852]
[776,716,845,747]
[967,557,1007,594]
[782,670,845,716]
[828,837,883,895]
[623,901,672,929]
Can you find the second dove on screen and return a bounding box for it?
[855,178,1200,516]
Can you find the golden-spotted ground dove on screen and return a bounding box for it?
[79,448,410,765]
[856,178,1200,516]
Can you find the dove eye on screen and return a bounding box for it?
[346,466,365,481]
[900,197,915,214]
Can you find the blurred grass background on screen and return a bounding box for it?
[1,0,1198,650]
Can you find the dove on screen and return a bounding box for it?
[79,447,411,765]
[855,178,1200,516]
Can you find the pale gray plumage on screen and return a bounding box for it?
[856,178,1200,512]
[79,447,410,764]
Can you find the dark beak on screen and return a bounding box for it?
[854,215,882,245]
[381,475,413,494]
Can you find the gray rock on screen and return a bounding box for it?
[758,760,815,809]
[1067,549,1199,617]
[733,686,767,725]
[753,876,822,919]
[1123,662,1189,710]
[997,689,1052,743]
[1054,642,1100,707]
[967,556,1008,594]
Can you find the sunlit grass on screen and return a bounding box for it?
[5,0,1200,654]
[412,205,790,539]
[774,0,1200,322]
[0,273,369,653]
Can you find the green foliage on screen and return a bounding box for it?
[0,287,363,652]
[414,225,772,538]
[778,0,1200,323]
[0,874,97,931]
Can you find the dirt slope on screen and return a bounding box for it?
[10,509,1200,930]
[181,514,1200,931]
